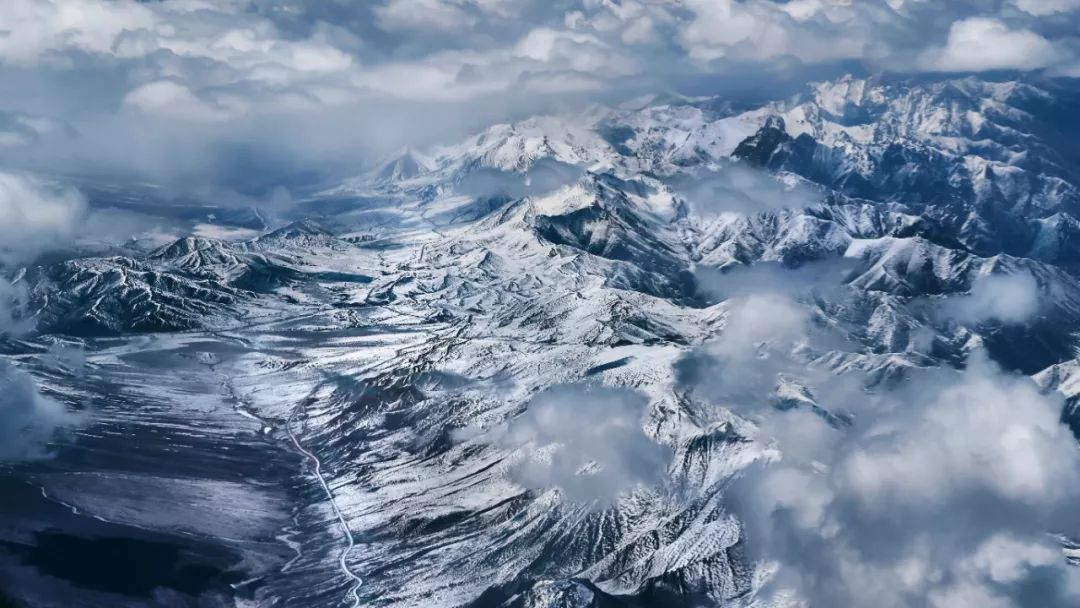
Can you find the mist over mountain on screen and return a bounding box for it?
[3,2,1080,608]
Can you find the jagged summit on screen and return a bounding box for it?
[370,148,434,183]
[263,219,332,239]
[149,236,246,271]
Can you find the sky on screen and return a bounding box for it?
[1,0,1080,201]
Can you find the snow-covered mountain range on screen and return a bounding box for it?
[5,74,1080,608]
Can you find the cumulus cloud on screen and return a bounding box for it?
[668,258,1080,606]
[673,264,1080,607]
[941,272,1041,325]
[489,384,670,507]
[0,179,85,461]
[0,234,84,460]
[922,17,1066,72]
[675,0,884,65]
[680,260,864,413]
[730,354,1080,607]
[0,0,155,66]
[0,171,87,265]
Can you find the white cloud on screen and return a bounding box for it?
[780,0,854,22]
[123,80,233,122]
[716,293,810,355]
[513,27,636,74]
[922,17,1066,72]
[488,384,670,507]
[0,171,87,265]
[966,534,1061,585]
[941,272,1041,325]
[0,0,1076,122]
[0,0,156,66]
[1011,0,1080,15]
[671,164,822,217]
[347,27,637,102]
[674,0,878,64]
[0,112,68,148]
[678,0,789,62]
[674,268,1080,606]
[2,0,357,119]
[674,292,828,418]
[695,259,858,307]
[839,356,1077,509]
